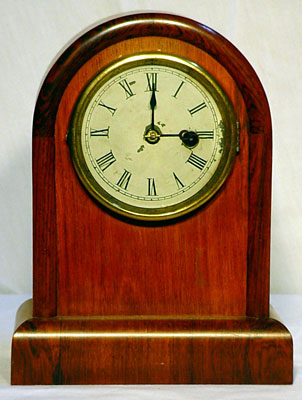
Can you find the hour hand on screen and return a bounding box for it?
[160,130,199,148]
[179,130,199,148]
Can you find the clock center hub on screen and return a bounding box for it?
[144,125,162,144]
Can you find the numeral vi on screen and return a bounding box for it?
[147,178,157,196]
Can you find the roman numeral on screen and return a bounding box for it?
[116,170,132,190]
[119,79,135,99]
[196,130,214,139]
[147,178,157,196]
[186,153,207,171]
[90,127,110,137]
[98,100,117,116]
[172,81,185,98]
[145,73,158,91]
[188,102,206,116]
[173,172,184,189]
[96,150,116,171]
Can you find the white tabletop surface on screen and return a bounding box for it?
[0,294,301,399]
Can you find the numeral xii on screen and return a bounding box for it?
[145,73,158,91]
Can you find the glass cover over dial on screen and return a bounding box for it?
[69,54,237,220]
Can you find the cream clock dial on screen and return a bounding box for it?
[69,54,237,220]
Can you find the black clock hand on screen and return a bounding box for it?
[179,130,199,147]
[150,83,157,130]
[160,130,199,148]
[144,121,199,148]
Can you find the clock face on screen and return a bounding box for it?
[69,54,237,220]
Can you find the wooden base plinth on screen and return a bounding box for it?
[11,300,293,385]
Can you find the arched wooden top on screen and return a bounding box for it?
[33,13,271,138]
[32,13,272,318]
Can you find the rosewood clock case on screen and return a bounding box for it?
[11,13,293,385]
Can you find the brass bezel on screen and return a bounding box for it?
[68,54,237,221]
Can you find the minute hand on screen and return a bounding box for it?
[150,83,157,129]
[161,130,199,148]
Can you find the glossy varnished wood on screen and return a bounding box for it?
[54,36,248,316]
[32,13,271,318]
[12,13,292,385]
[32,137,57,317]
[11,300,293,384]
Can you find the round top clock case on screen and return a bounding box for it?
[11,14,293,386]
[68,53,237,220]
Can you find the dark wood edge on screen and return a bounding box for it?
[32,13,272,317]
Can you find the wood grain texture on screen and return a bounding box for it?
[15,13,291,385]
[32,13,271,318]
[11,300,293,385]
[247,133,272,316]
[32,137,57,317]
[54,36,248,317]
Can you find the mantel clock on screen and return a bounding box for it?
[11,13,293,384]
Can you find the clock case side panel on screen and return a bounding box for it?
[32,134,57,317]
[32,13,271,318]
